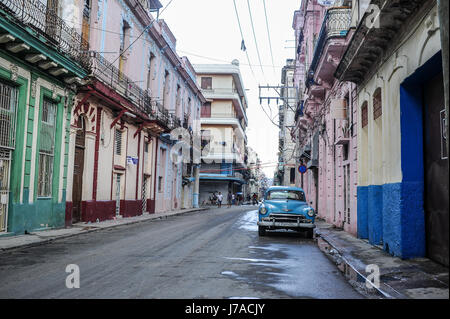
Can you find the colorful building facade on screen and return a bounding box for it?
[292,0,358,235]
[336,0,448,265]
[64,0,205,225]
[194,61,249,205]
[0,0,88,234]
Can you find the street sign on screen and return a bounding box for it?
[298,165,307,174]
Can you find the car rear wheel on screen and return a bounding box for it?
[258,226,266,236]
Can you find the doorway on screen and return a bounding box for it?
[72,117,85,224]
[424,71,449,266]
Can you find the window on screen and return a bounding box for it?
[115,129,122,155]
[0,81,18,149]
[163,70,170,108]
[146,53,156,91]
[176,84,181,114]
[361,101,368,128]
[290,168,296,184]
[37,99,57,197]
[119,20,131,78]
[343,143,349,161]
[266,190,305,201]
[201,102,211,118]
[81,0,91,48]
[373,88,382,120]
[158,176,163,192]
[201,77,212,90]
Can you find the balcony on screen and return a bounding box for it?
[200,87,248,125]
[88,53,180,130]
[335,0,425,84]
[306,7,351,88]
[0,0,89,70]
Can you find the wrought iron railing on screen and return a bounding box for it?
[306,7,351,87]
[89,54,182,128]
[200,88,238,95]
[90,54,147,110]
[0,0,90,69]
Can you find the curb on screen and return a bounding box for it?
[0,207,209,253]
[314,228,405,299]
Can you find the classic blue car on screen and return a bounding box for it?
[257,186,316,237]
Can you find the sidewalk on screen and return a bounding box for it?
[314,219,449,299]
[0,207,208,252]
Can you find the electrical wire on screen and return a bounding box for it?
[262,0,276,75]
[246,0,265,80]
[109,0,175,67]
[232,0,257,82]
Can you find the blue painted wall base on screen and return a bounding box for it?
[357,187,368,239]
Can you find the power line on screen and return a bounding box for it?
[232,0,257,82]
[176,49,284,69]
[246,0,265,80]
[262,0,276,75]
[109,0,175,67]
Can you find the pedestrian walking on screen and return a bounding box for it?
[231,193,236,205]
[217,192,223,208]
[252,193,258,205]
[227,192,232,208]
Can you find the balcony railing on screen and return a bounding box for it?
[200,88,239,95]
[0,0,89,68]
[89,54,180,129]
[201,112,240,119]
[306,7,351,87]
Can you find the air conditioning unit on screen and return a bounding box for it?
[331,99,347,119]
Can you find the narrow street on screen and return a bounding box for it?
[0,207,362,299]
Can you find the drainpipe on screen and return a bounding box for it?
[92,107,103,201]
[437,0,449,168]
[193,164,200,208]
[152,137,159,208]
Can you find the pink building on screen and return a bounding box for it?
[65,0,205,225]
[292,0,358,235]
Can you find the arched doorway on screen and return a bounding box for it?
[72,116,86,224]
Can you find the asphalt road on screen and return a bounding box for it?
[0,206,363,299]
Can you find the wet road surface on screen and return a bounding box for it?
[0,206,363,298]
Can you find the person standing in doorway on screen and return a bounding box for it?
[217,192,223,208]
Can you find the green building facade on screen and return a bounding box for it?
[0,0,88,235]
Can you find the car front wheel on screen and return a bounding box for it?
[258,226,266,236]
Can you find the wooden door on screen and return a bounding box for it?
[424,72,449,266]
[72,118,85,224]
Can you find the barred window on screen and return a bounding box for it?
[0,81,18,149]
[361,101,368,128]
[115,129,122,155]
[38,99,57,197]
[373,88,382,120]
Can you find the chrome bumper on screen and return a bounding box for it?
[257,221,315,228]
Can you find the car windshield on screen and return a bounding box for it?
[266,190,305,201]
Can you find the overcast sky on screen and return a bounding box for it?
[162,0,301,177]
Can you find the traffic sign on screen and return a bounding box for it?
[298,165,307,174]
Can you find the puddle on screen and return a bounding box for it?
[221,271,239,277]
[236,210,258,232]
[224,243,362,298]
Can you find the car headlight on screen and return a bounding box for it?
[260,206,267,214]
[307,209,314,217]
